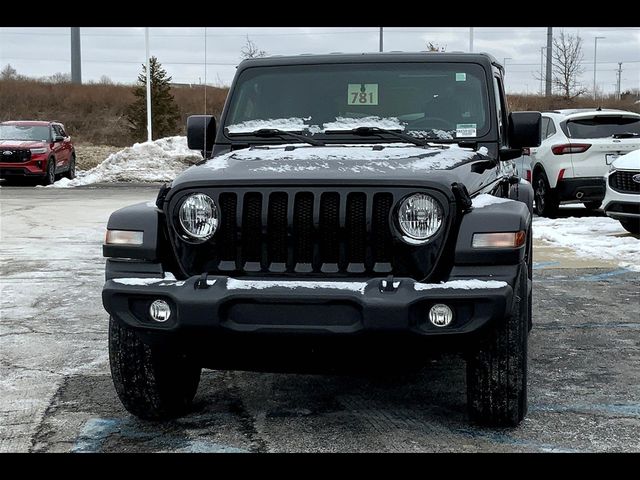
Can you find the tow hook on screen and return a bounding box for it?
[380,275,400,292]
[194,272,210,290]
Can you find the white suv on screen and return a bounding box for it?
[603,149,640,234]
[524,109,640,217]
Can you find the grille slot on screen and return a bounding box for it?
[610,171,640,194]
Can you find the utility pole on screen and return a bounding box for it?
[593,36,605,100]
[540,47,545,95]
[616,62,622,100]
[379,27,383,52]
[469,27,474,53]
[545,27,553,97]
[145,27,152,143]
[70,27,81,84]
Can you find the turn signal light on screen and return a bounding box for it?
[472,231,526,248]
[105,229,143,245]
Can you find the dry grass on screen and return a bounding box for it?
[0,79,228,147]
[1,78,637,148]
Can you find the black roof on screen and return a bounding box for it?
[239,51,502,70]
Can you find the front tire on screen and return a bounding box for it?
[43,159,56,185]
[65,153,76,179]
[620,218,640,235]
[109,317,202,420]
[466,263,529,427]
[533,170,559,217]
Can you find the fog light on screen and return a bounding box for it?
[149,300,171,322]
[429,304,453,327]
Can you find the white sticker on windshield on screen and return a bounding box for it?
[347,83,379,105]
[456,72,467,82]
[456,123,477,137]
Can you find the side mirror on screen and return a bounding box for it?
[54,135,65,142]
[508,111,541,149]
[187,115,216,155]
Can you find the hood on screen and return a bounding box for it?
[173,143,488,188]
[612,149,640,170]
[0,140,47,149]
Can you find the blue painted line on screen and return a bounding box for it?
[535,322,640,330]
[72,418,122,453]
[178,440,248,453]
[576,268,632,282]
[532,261,561,269]
[452,426,583,453]
[531,403,640,417]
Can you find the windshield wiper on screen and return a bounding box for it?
[324,126,429,146]
[612,132,639,139]
[227,128,325,146]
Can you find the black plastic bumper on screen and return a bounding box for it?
[604,201,640,219]
[103,275,513,340]
[556,177,605,202]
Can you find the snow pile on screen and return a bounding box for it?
[226,278,368,294]
[227,118,320,134]
[322,116,405,131]
[533,215,640,271]
[414,279,508,291]
[50,136,202,188]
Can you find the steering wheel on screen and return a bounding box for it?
[407,116,456,131]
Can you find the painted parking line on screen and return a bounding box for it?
[530,403,640,417]
[451,426,583,453]
[72,417,248,453]
[532,261,561,269]
[575,268,633,282]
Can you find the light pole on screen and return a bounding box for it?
[379,27,383,52]
[593,36,605,100]
[503,57,512,74]
[540,47,545,95]
[145,27,152,143]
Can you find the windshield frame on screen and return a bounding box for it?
[219,59,497,147]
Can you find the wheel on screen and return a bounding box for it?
[526,227,533,332]
[620,218,640,235]
[108,317,202,420]
[65,153,76,180]
[466,262,529,427]
[533,170,559,217]
[43,158,56,185]
[583,201,601,210]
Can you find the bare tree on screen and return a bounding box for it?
[98,74,114,85]
[240,36,267,59]
[552,32,586,99]
[1,64,18,80]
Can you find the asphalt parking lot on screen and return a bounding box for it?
[0,184,638,453]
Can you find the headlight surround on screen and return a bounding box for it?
[397,193,443,243]
[178,193,219,241]
[30,147,47,154]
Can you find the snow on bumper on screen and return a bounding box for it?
[103,276,512,336]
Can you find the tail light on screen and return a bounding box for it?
[526,170,532,182]
[557,169,566,182]
[551,143,591,155]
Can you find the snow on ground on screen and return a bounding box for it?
[533,215,640,271]
[49,136,202,188]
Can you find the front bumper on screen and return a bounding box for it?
[0,155,48,177]
[103,274,513,339]
[603,175,640,220]
[556,177,605,202]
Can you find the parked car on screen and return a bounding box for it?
[102,53,540,427]
[0,120,76,185]
[603,149,640,234]
[523,109,640,217]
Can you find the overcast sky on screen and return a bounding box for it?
[1,27,638,96]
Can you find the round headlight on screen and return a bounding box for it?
[398,193,443,242]
[179,193,219,240]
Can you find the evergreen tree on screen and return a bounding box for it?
[126,57,180,141]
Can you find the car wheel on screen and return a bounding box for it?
[583,201,602,211]
[65,153,76,180]
[109,316,202,420]
[466,262,529,426]
[620,218,640,235]
[43,159,56,185]
[533,170,558,217]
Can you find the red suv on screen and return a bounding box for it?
[0,120,76,185]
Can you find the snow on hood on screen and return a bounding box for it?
[0,140,47,148]
[199,143,480,174]
[612,149,640,171]
[49,136,202,188]
[472,194,514,208]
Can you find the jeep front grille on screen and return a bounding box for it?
[169,187,451,280]
[609,171,640,194]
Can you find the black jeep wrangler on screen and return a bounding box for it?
[103,52,540,427]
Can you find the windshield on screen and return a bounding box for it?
[0,125,50,142]
[225,62,490,141]
[563,116,640,139]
